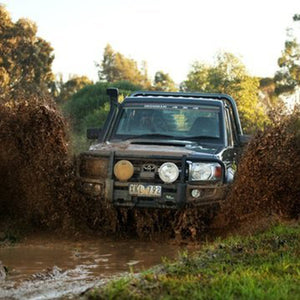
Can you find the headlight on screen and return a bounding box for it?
[189,162,222,181]
[158,162,179,183]
[79,156,108,178]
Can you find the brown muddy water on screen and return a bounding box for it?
[0,236,184,299]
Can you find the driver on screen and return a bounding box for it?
[139,110,168,132]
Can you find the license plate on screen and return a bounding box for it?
[129,184,162,197]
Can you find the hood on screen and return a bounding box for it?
[89,140,223,159]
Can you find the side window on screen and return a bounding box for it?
[225,108,234,146]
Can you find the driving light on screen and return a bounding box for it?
[189,162,221,181]
[82,182,102,196]
[158,162,179,183]
[191,189,201,198]
[114,160,134,181]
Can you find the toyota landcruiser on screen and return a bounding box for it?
[78,88,248,209]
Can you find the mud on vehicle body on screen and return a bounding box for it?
[77,88,248,209]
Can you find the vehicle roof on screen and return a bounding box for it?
[123,96,224,107]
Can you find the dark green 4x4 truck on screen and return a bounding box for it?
[78,88,248,209]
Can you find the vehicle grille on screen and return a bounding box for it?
[114,157,185,183]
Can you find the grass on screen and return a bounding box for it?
[87,221,300,300]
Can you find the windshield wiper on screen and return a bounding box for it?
[123,133,177,140]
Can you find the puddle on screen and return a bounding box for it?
[0,236,182,299]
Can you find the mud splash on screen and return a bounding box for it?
[0,236,182,299]
[213,108,300,234]
[0,91,75,229]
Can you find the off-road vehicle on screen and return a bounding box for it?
[78,88,248,208]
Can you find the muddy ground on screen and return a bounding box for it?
[0,91,299,298]
[0,234,187,299]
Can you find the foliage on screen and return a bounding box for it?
[111,80,143,92]
[274,14,300,95]
[259,78,281,110]
[182,52,268,133]
[63,82,110,133]
[54,74,93,102]
[153,71,177,91]
[62,81,141,153]
[97,44,151,88]
[87,222,300,300]
[0,5,54,98]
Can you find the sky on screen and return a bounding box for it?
[1,0,299,84]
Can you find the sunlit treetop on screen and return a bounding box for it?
[0,5,54,98]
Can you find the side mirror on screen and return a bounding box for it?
[239,134,252,146]
[87,128,101,140]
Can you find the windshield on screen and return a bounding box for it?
[111,104,224,143]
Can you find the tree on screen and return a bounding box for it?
[55,75,93,102]
[97,44,151,88]
[63,81,141,133]
[182,52,268,133]
[182,53,247,93]
[0,5,54,97]
[153,71,177,91]
[259,77,282,111]
[274,14,300,95]
[293,14,300,21]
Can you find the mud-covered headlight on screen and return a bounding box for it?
[79,156,108,178]
[189,162,222,181]
[158,162,179,183]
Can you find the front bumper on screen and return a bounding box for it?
[81,178,228,209]
[79,152,229,209]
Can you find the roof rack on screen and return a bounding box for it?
[130,91,237,106]
[131,90,224,99]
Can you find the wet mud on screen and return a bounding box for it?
[213,108,300,234]
[0,91,75,230]
[0,236,182,299]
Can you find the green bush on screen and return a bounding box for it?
[62,81,141,153]
[63,82,109,132]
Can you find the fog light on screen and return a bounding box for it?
[94,184,101,194]
[191,189,201,198]
[158,162,179,183]
[83,183,101,196]
[114,160,134,181]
